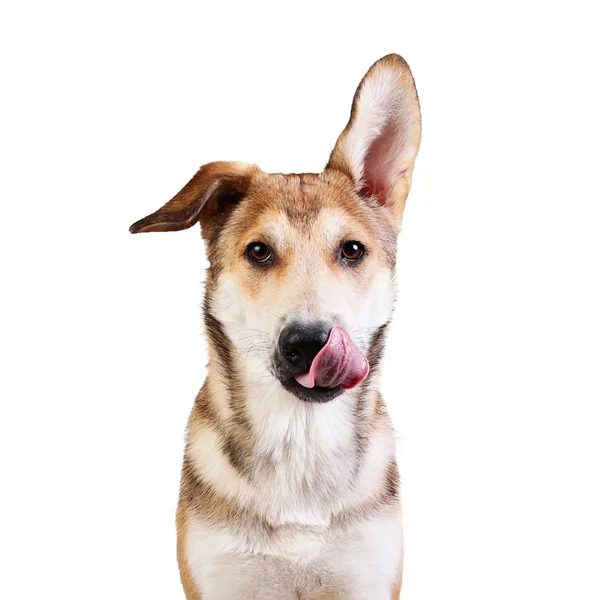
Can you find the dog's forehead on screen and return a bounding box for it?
[255,209,351,253]
[238,172,369,237]
[253,172,348,210]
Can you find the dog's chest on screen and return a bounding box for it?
[185,509,403,600]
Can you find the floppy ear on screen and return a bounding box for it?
[327,54,421,230]
[129,161,259,235]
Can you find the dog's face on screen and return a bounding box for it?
[208,169,397,402]
[130,54,421,403]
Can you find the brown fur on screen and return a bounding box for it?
[177,504,203,600]
[129,161,259,236]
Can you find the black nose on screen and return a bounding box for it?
[278,321,331,375]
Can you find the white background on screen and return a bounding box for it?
[1,1,599,599]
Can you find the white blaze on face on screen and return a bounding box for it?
[308,261,395,351]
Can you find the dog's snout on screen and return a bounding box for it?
[278,321,331,374]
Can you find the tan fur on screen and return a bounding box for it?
[131,53,421,599]
[177,504,203,600]
[391,561,403,599]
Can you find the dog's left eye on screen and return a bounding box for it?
[246,242,272,264]
[341,241,365,262]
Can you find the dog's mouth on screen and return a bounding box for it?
[275,325,369,403]
[279,378,346,403]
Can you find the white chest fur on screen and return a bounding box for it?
[185,508,403,600]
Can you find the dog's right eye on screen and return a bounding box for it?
[246,242,272,264]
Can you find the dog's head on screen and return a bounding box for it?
[131,54,421,403]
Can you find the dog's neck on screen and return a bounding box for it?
[202,365,391,527]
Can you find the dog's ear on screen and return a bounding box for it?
[327,54,421,230]
[129,161,259,235]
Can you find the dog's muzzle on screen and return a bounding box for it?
[274,321,369,403]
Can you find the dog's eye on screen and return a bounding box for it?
[246,242,272,264]
[341,241,365,262]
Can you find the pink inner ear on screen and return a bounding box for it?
[360,119,404,206]
[360,175,384,204]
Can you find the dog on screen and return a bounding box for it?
[130,53,421,599]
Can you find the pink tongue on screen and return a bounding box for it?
[295,326,369,390]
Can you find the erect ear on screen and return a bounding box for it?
[129,161,259,235]
[326,54,421,230]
